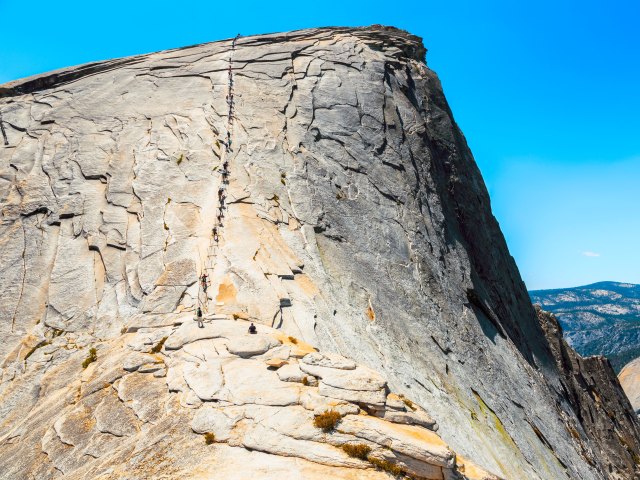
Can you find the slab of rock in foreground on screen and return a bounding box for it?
[0,316,499,480]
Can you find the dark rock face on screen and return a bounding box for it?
[537,306,640,478]
[1,25,639,479]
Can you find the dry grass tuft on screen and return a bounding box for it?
[368,456,406,477]
[313,410,342,432]
[204,432,216,444]
[341,443,371,460]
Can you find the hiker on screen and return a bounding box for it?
[201,274,208,292]
[248,323,257,334]
[196,307,204,328]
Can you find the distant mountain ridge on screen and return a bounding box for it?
[530,281,640,371]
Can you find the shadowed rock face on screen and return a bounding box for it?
[0,26,639,479]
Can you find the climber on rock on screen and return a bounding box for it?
[201,274,208,292]
[195,306,204,328]
[248,323,257,334]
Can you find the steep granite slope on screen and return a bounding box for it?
[530,282,640,372]
[619,358,640,416]
[1,26,639,479]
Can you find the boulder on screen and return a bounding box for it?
[223,358,301,406]
[122,352,161,372]
[227,334,280,358]
[318,383,387,406]
[302,352,356,370]
[277,363,307,383]
[338,415,455,468]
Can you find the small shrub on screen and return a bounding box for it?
[288,336,298,344]
[342,443,371,460]
[82,347,97,369]
[368,456,406,477]
[120,326,128,334]
[177,154,184,165]
[150,336,167,354]
[204,432,216,444]
[313,410,342,432]
[280,172,286,185]
[52,328,64,338]
[302,376,309,386]
[163,222,169,231]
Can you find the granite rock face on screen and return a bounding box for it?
[619,358,640,416]
[1,26,639,479]
[0,315,498,480]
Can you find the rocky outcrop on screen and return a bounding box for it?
[0,314,499,479]
[619,358,640,416]
[536,307,640,477]
[1,25,639,479]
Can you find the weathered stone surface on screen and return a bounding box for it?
[277,363,307,383]
[537,307,640,476]
[183,359,224,400]
[382,408,437,429]
[620,357,640,415]
[300,363,387,391]
[302,352,356,370]
[117,372,166,423]
[0,24,639,480]
[94,392,139,437]
[122,352,160,372]
[223,358,301,406]
[227,334,280,358]
[318,382,387,405]
[164,322,221,350]
[338,415,455,468]
[191,405,242,440]
[265,357,288,368]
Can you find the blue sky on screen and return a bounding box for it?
[1,0,638,289]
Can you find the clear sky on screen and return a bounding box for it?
[1,0,638,290]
